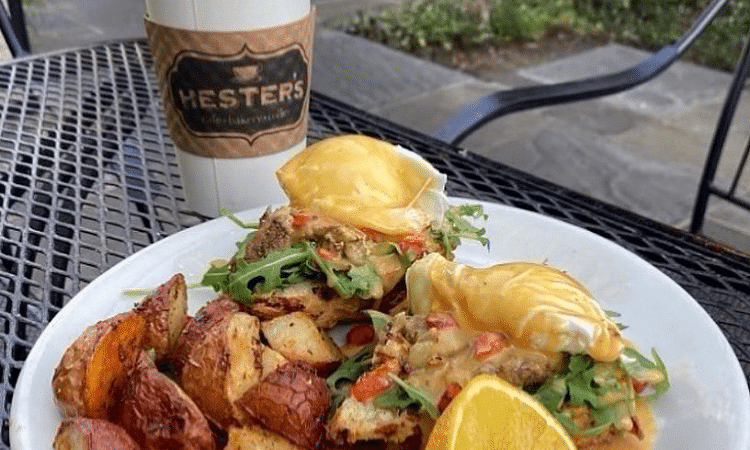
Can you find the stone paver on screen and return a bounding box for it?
[312,28,474,110]
[22,0,146,53]
[521,44,735,117]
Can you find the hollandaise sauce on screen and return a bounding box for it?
[407,253,625,362]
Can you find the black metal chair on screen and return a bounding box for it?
[434,0,748,236]
[0,0,29,57]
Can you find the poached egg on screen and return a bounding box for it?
[407,253,625,362]
[276,134,448,235]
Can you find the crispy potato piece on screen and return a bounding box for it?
[181,312,263,428]
[53,417,139,450]
[261,347,289,379]
[133,273,188,361]
[261,311,342,374]
[236,361,331,449]
[52,311,146,419]
[327,396,423,448]
[225,425,304,450]
[118,352,215,450]
[170,295,242,375]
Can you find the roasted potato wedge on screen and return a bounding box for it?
[118,353,215,450]
[133,272,188,361]
[261,311,342,374]
[180,311,263,428]
[261,346,289,379]
[225,425,304,450]
[327,396,423,448]
[170,295,242,375]
[236,361,330,449]
[52,311,146,419]
[53,417,139,450]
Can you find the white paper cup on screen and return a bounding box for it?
[145,0,313,217]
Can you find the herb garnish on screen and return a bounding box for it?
[365,309,391,333]
[201,240,384,305]
[327,345,374,411]
[534,347,669,437]
[374,373,440,419]
[220,209,260,229]
[201,204,490,305]
[201,242,314,303]
[620,347,670,400]
[433,204,490,258]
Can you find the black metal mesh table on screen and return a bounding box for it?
[0,39,748,448]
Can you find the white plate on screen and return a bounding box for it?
[9,199,750,449]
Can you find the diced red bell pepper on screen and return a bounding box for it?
[351,360,399,402]
[426,313,458,330]
[291,211,315,228]
[399,233,427,258]
[359,227,383,242]
[346,323,375,347]
[437,381,462,412]
[473,331,510,358]
[632,378,649,394]
[316,246,338,261]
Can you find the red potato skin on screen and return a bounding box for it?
[52,311,146,419]
[133,273,188,362]
[53,417,140,450]
[236,361,331,449]
[118,353,215,450]
[170,295,243,375]
[180,311,263,429]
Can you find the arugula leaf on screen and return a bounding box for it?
[201,242,313,303]
[220,208,260,229]
[374,385,420,411]
[122,281,204,297]
[200,260,234,293]
[201,230,258,294]
[307,242,383,299]
[228,245,311,297]
[202,238,387,303]
[327,345,374,411]
[365,310,391,333]
[372,373,439,419]
[433,204,490,258]
[533,377,567,411]
[563,355,599,407]
[619,347,670,400]
[202,203,492,303]
[533,351,667,438]
[604,309,628,330]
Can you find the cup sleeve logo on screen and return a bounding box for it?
[168,45,308,143]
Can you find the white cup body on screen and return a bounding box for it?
[145,0,312,216]
[145,0,311,31]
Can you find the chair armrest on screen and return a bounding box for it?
[434,0,729,145]
[0,0,29,57]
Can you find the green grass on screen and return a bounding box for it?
[335,0,750,72]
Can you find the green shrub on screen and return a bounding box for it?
[339,0,490,52]
[573,0,750,71]
[337,0,750,71]
[488,0,578,40]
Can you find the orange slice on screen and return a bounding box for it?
[425,374,576,450]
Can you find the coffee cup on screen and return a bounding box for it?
[144,0,315,217]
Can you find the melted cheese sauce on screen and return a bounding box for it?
[597,399,657,450]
